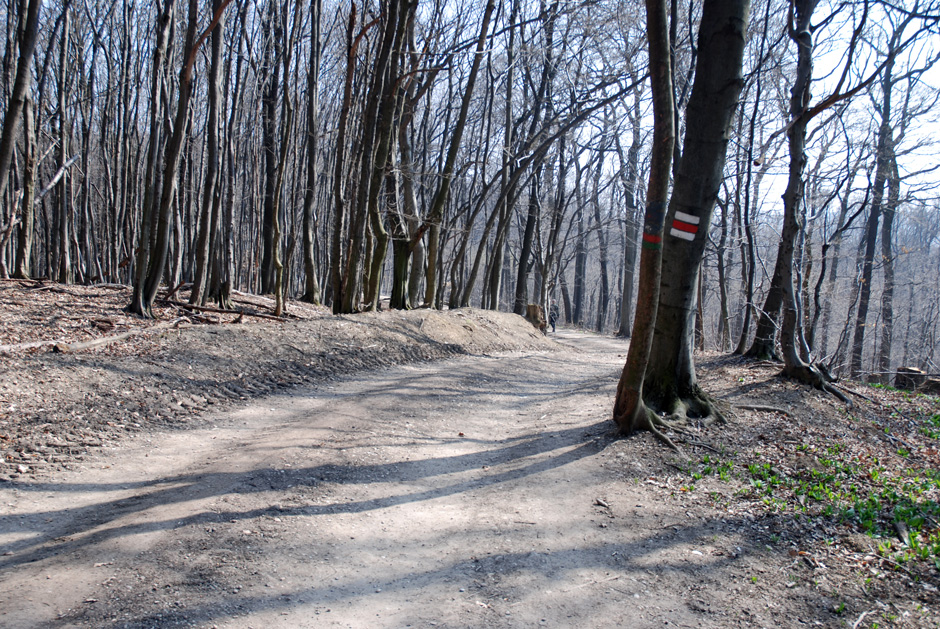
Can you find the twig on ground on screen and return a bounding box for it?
[852,611,871,629]
[735,404,790,416]
[0,317,193,355]
[665,461,687,473]
[833,384,873,403]
[679,439,721,453]
[52,318,187,353]
[162,281,188,301]
[159,298,286,322]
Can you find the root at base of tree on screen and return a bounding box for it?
[744,340,779,362]
[649,386,728,428]
[615,402,685,457]
[781,363,852,406]
[640,410,686,457]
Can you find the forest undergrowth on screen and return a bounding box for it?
[638,352,940,610]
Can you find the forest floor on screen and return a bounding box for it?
[0,279,938,628]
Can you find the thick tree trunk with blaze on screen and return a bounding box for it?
[612,0,674,435]
[639,0,750,423]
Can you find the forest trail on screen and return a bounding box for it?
[0,331,857,627]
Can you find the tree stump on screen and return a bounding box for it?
[525,304,546,334]
[895,367,926,390]
[918,378,940,395]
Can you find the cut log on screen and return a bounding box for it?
[895,367,926,390]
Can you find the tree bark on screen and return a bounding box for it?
[330,5,358,313]
[190,0,225,306]
[777,0,824,388]
[0,0,41,206]
[259,2,281,295]
[641,0,750,420]
[300,0,323,305]
[364,0,414,311]
[55,5,72,284]
[877,155,900,379]
[339,1,403,313]
[613,0,674,434]
[128,0,175,316]
[12,78,35,279]
[851,38,899,378]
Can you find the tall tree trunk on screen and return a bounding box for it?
[592,142,610,332]
[218,1,247,310]
[808,151,862,354]
[640,0,750,420]
[832,7,933,375]
[55,5,71,284]
[0,0,41,205]
[259,1,281,295]
[616,92,642,338]
[715,199,730,350]
[877,156,899,379]
[571,163,586,325]
[541,136,571,311]
[190,0,225,305]
[850,57,896,377]
[12,78,35,278]
[482,0,519,311]
[513,163,543,315]
[300,0,323,305]
[776,0,822,387]
[129,0,175,316]
[330,6,357,313]
[339,1,404,313]
[364,0,415,311]
[141,0,200,312]
[734,0,773,356]
[129,0,227,316]
[613,0,675,434]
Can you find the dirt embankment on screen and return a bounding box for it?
[0,281,555,481]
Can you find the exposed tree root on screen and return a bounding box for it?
[781,362,853,406]
[613,384,731,460]
[615,383,726,459]
[833,384,873,403]
[735,404,790,416]
[160,298,289,321]
[744,339,779,362]
[615,401,686,457]
[661,423,722,453]
[641,410,686,457]
[647,385,728,428]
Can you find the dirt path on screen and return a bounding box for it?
[0,331,851,628]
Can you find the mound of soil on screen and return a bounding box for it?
[0,280,554,481]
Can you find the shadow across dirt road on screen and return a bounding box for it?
[0,331,886,628]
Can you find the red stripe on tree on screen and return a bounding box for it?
[671,220,698,233]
